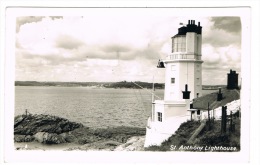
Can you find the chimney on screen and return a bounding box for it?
[188,20,190,24]
[198,22,200,26]
[227,69,239,89]
[182,84,191,99]
[217,87,223,101]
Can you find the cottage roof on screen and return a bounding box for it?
[192,88,240,110]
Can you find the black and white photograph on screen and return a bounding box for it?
[1,3,259,164]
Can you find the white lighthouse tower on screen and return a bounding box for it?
[164,19,203,101]
[144,20,203,147]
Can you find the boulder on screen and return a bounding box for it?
[114,136,145,151]
[14,135,34,142]
[34,132,66,144]
[14,135,26,142]
[14,116,25,127]
[14,114,83,135]
[60,132,76,143]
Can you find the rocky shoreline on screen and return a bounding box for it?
[14,113,146,151]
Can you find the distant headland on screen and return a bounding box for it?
[15,81,226,90]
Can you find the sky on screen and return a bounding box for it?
[15,9,241,85]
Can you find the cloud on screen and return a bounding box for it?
[15,14,241,84]
[50,16,63,20]
[16,16,44,32]
[16,16,64,33]
[203,17,241,48]
[55,34,84,49]
[203,44,241,68]
[101,44,130,53]
[211,17,241,34]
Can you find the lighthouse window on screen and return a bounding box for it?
[171,65,176,71]
[171,78,175,84]
[157,112,162,122]
[197,78,200,84]
[172,36,186,52]
[197,65,200,71]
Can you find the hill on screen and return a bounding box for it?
[15,81,164,89]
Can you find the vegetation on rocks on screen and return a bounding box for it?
[14,113,83,144]
[70,126,146,145]
[14,113,146,150]
[14,114,83,135]
[145,117,241,152]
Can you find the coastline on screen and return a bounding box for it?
[14,113,146,151]
[15,136,146,151]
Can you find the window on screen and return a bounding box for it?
[172,36,186,52]
[197,110,201,115]
[171,65,176,71]
[197,78,200,84]
[197,65,200,72]
[158,112,162,122]
[171,78,175,84]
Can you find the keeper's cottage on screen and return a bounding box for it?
[144,20,203,147]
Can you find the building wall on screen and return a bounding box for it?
[164,100,190,119]
[164,62,179,101]
[186,32,197,53]
[164,31,203,101]
[193,62,203,98]
[145,20,203,147]
[197,35,202,55]
[144,115,189,147]
[164,60,202,101]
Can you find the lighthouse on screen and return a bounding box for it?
[144,20,203,147]
[162,20,203,101]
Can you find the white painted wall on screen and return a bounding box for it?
[164,60,202,101]
[197,34,202,55]
[186,32,197,53]
[164,31,203,101]
[164,100,190,119]
[145,28,204,147]
[144,115,189,147]
[153,100,189,121]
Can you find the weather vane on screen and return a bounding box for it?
[179,22,187,26]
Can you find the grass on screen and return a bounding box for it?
[70,126,146,145]
[145,120,201,151]
[145,116,241,152]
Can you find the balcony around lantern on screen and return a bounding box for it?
[166,53,201,60]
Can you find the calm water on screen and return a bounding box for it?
[15,86,216,128]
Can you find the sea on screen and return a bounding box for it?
[15,86,216,128]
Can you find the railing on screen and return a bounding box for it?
[166,53,201,60]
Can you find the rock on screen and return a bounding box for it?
[114,136,145,151]
[112,134,129,143]
[14,116,25,127]
[14,135,26,142]
[34,132,66,144]
[14,135,34,142]
[24,135,35,142]
[77,135,101,144]
[72,140,122,151]
[34,132,47,143]
[60,132,76,143]
[14,114,83,135]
